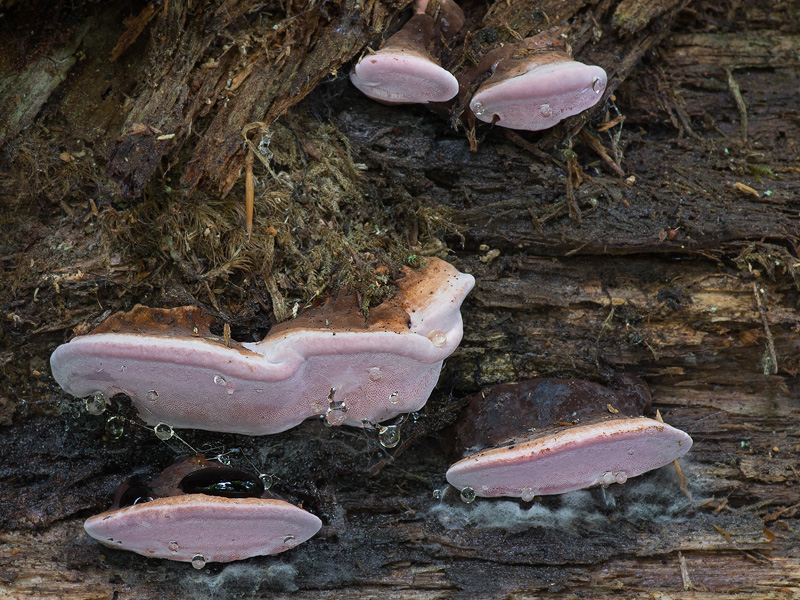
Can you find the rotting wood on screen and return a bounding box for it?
[0,0,799,598]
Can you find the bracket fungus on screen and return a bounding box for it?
[83,456,322,565]
[444,376,692,501]
[350,0,463,104]
[50,258,474,434]
[468,31,607,131]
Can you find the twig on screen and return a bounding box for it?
[752,283,778,374]
[726,68,748,144]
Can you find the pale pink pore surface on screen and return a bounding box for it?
[50,259,474,434]
[351,52,459,104]
[84,495,322,563]
[470,61,607,131]
[445,417,692,498]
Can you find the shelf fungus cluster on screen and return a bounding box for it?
[444,376,692,502]
[50,258,475,435]
[52,258,473,565]
[350,0,607,131]
[84,456,322,566]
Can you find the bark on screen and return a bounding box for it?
[1,0,799,598]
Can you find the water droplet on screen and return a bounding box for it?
[215,454,231,466]
[388,391,399,405]
[146,390,159,402]
[539,103,553,118]
[191,554,206,569]
[427,329,447,347]
[213,375,226,387]
[283,535,297,548]
[325,388,347,426]
[254,388,264,394]
[168,540,179,552]
[460,486,476,504]
[592,77,605,93]
[377,424,400,448]
[259,474,273,490]
[520,486,535,502]
[132,495,153,505]
[627,447,634,456]
[105,416,124,439]
[600,471,615,487]
[85,394,107,415]
[154,422,174,441]
[368,366,382,381]
[311,399,324,414]
[410,412,420,422]
[432,489,442,500]
[472,101,485,116]
[120,365,127,372]
[614,471,628,485]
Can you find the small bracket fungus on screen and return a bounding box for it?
[467,32,607,131]
[350,0,464,104]
[444,377,692,500]
[84,456,321,565]
[50,258,474,434]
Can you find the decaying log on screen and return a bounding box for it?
[0,0,799,598]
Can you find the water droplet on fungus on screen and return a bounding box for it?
[85,394,107,415]
[520,486,535,502]
[460,486,476,503]
[213,375,226,387]
[539,103,553,118]
[191,554,206,569]
[146,390,159,402]
[427,329,447,347]
[368,366,383,381]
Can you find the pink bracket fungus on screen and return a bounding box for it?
[84,456,321,566]
[50,258,474,435]
[444,377,692,501]
[350,0,464,104]
[467,31,607,131]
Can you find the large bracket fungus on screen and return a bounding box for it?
[84,456,321,566]
[50,258,474,434]
[444,377,692,501]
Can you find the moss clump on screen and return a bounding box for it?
[100,108,457,324]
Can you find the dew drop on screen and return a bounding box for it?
[460,486,476,504]
[388,391,399,405]
[311,400,325,414]
[120,365,127,372]
[592,76,605,93]
[539,103,553,118]
[325,388,348,426]
[105,416,124,439]
[85,394,107,415]
[368,366,382,381]
[213,375,226,387]
[600,471,615,487]
[259,473,273,490]
[377,424,400,448]
[283,535,297,548]
[146,390,159,402]
[432,488,442,500]
[191,554,206,569]
[614,471,628,485]
[472,101,485,116]
[154,422,174,441]
[168,540,179,553]
[520,486,535,502]
[427,329,447,347]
